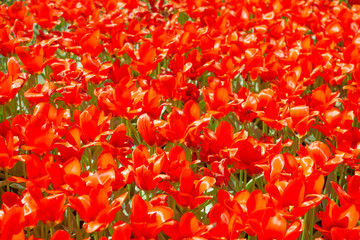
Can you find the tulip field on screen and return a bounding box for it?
[2,0,360,239]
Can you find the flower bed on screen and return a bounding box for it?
[1,0,360,239]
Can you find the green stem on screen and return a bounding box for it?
[239,170,243,191]
[45,224,49,240]
[262,121,267,135]
[45,65,50,80]
[22,162,27,179]
[5,168,9,192]
[34,73,38,86]
[111,116,116,130]
[41,222,45,240]
[126,119,142,145]
[93,146,101,170]
[26,228,31,238]
[232,172,239,192]
[339,164,346,188]
[49,226,54,236]
[274,130,278,143]
[149,146,156,156]
[247,123,253,136]
[86,147,93,171]
[2,104,6,122]
[145,190,151,202]
[259,176,265,193]
[157,62,161,74]
[130,182,135,199]
[251,175,256,192]
[243,171,247,189]
[308,208,314,239]
[18,93,22,114]
[248,235,255,240]
[292,135,298,155]
[68,209,72,237]
[302,211,309,240]
[76,213,80,240]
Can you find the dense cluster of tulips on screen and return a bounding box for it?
[2,0,360,239]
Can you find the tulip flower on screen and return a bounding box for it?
[15,45,48,74]
[130,195,173,238]
[80,53,112,84]
[0,57,27,105]
[25,181,67,225]
[50,230,73,240]
[163,212,212,240]
[8,1,28,20]
[0,206,25,240]
[298,141,344,175]
[266,178,326,219]
[125,42,166,75]
[232,137,268,175]
[158,167,216,209]
[132,145,169,191]
[55,83,91,107]
[31,1,62,29]
[0,131,20,170]
[0,27,19,56]
[73,105,111,144]
[68,185,127,233]
[332,173,360,213]
[24,79,57,106]
[315,199,360,240]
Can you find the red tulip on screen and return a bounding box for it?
[0,131,20,170]
[256,89,287,131]
[137,114,158,146]
[247,208,288,240]
[332,173,360,214]
[101,124,134,162]
[31,1,62,29]
[15,45,48,74]
[125,42,166,75]
[232,137,268,175]
[19,103,70,155]
[132,145,169,191]
[158,167,215,209]
[50,230,73,240]
[108,60,132,85]
[315,199,359,240]
[166,146,194,182]
[112,222,132,240]
[163,212,212,240]
[81,53,112,84]
[0,57,27,105]
[26,181,67,225]
[8,1,28,20]
[203,85,232,118]
[306,84,339,112]
[24,79,57,106]
[130,195,173,239]
[286,100,318,137]
[74,105,111,144]
[0,27,19,57]
[266,178,326,219]
[298,141,344,174]
[208,203,243,239]
[0,206,25,240]
[8,154,49,189]
[79,29,104,56]
[55,83,91,107]
[68,185,127,233]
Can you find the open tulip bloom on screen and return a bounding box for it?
[2,0,360,239]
